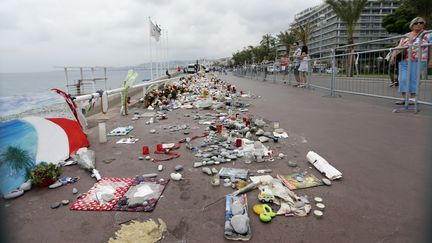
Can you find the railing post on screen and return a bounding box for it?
[330,48,336,97]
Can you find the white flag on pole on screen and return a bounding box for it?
[149,20,161,42]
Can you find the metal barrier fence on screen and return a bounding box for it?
[233,30,432,112]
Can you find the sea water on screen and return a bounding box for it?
[0,69,155,117]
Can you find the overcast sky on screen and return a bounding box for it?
[0,0,323,72]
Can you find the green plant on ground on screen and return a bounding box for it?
[29,162,61,185]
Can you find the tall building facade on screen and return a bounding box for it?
[285,0,400,59]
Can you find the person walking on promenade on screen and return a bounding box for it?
[385,40,401,87]
[261,56,269,81]
[297,45,309,88]
[280,54,289,83]
[292,41,302,86]
[390,17,432,105]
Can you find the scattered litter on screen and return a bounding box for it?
[224,194,251,240]
[3,189,24,200]
[314,197,323,203]
[211,174,220,186]
[112,176,169,212]
[306,151,342,180]
[316,203,325,211]
[108,126,134,136]
[70,178,134,211]
[142,173,158,178]
[273,131,288,138]
[219,167,248,180]
[322,178,332,186]
[170,173,182,181]
[257,169,272,174]
[277,173,323,190]
[287,160,298,167]
[313,210,323,218]
[202,167,212,175]
[116,137,139,144]
[108,218,167,243]
[51,202,61,209]
[102,158,116,164]
[175,165,183,171]
[74,148,101,181]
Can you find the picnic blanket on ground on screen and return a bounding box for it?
[112,176,169,212]
[70,177,134,211]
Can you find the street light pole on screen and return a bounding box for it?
[318,14,326,72]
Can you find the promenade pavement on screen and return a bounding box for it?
[1,72,431,243]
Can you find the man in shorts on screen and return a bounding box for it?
[280,54,289,83]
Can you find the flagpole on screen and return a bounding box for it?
[166,29,169,73]
[148,17,153,80]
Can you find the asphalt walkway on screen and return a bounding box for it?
[1,72,431,243]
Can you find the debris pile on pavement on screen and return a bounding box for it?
[1,72,343,242]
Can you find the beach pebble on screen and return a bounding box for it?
[211,168,218,174]
[288,160,298,167]
[314,210,323,218]
[175,165,183,171]
[170,173,183,181]
[278,153,285,159]
[61,200,70,205]
[51,202,61,209]
[314,197,323,203]
[19,180,32,191]
[72,188,78,194]
[49,181,63,189]
[149,129,156,134]
[3,189,24,200]
[316,203,326,211]
[322,178,332,186]
[193,162,203,168]
[230,215,249,234]
[145,156,151,160]
[76,193,82,199]
[138,156,144,160]
[202,167,212,175]
[158,165,163,171]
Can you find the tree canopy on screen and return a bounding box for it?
[382,3,416,34]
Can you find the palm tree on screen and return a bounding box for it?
[291,23,314,46]
[277,31,295,55]
[1,146,34,175]
[326,0,368,77]
[260,34,276,60]
[405,0,432,25]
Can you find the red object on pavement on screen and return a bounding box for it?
[142,146,150,155]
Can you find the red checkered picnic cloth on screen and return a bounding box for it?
[70,177,134,211]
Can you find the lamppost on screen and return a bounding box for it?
[319,14,326,72]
